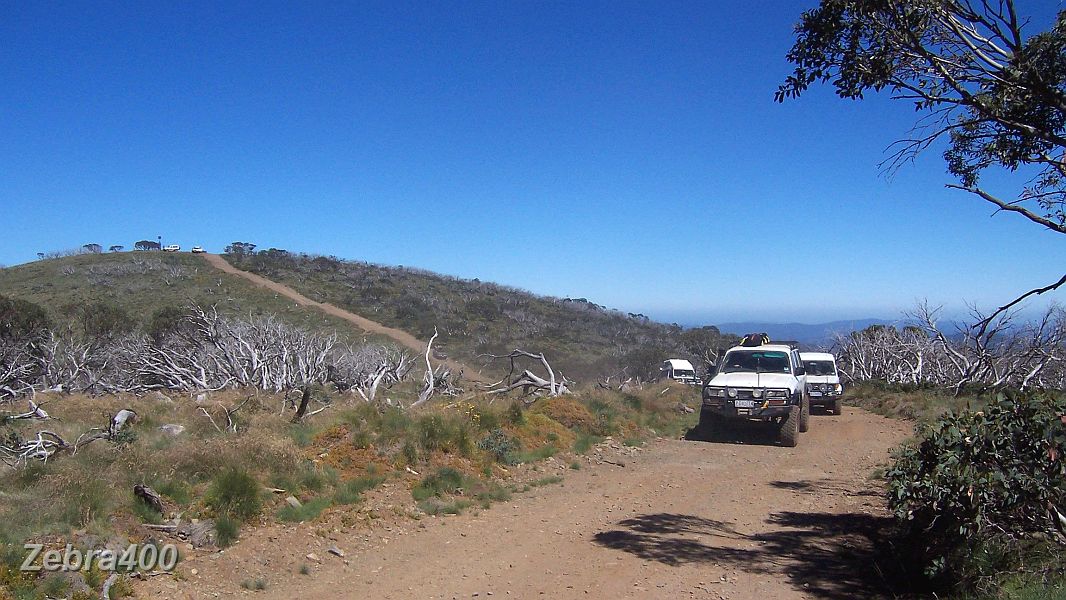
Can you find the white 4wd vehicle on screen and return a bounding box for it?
[162,244,181,252]
[699,340,810,447]
[659,359,700,385]
[800,352,843,415]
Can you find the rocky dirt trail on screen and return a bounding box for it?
[139,408,913,599]
[199,253,488,382]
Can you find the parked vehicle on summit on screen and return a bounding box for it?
[162,244,181,252]
[659,359,700,385]
[698,334,810,447]
[800,351,843,415]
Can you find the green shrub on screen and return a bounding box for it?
[886,391,1066,589]
[277,497,331,523]
[506,445,557,465]
[205,468,262,521]
[506,402,525,426]
[215,515,239,548]
[572,433,602,454]
[477,428,520,462]
[286,423,316,448]
[154,479,191,505]
[418,498,473,516]
[411,467,467,501]
[415,414,474,457]
[38,573,70,598]
[131,496,163,524]
[333,475,385,505]
[59,476,110,528]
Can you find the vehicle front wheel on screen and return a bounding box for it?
[799,395,810,433]
[830,398,842,415]
[778,405,799,447]
[688,406,720,441]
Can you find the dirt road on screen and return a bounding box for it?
[200,253,487,382]
[139,408,913,599]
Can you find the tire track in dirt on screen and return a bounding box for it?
[199,253,488,383]
[140,407,913,600]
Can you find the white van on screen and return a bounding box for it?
[799,352,843,414]
[659,359,700,385]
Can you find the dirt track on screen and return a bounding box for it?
[200,253,487,382]
[139,408,912,599]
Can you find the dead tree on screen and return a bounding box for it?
[832,302,1066,392]
[479,349,572,400]
[199,398,250,433]
[1,409,135,469]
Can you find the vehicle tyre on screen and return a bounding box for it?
[830,398,842,415]
[692,406,719,441]
[799,394,810,433]
[778,406,799,447]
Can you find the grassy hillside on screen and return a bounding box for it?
[222,249,736,380]
[0,252,385,344]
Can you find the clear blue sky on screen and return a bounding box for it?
[2,1,1063,324]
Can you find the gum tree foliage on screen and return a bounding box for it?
[134,240,160,251]
[224,241,257,256]
[887,391,1066,583]
[778,1,1066,324]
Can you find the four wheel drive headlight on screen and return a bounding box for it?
[704,387,726,398]
[751,389,763,398]
[727,388,738,398]
[764,389,788,398]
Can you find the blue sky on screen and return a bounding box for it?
[2,1,1064,324]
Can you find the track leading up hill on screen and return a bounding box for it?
[200,253,489,383]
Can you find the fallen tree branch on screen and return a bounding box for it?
[478,349,572,399]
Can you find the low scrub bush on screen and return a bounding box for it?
[277,497,332,523]
[412,467,467,501]
[205,468,262,521]
[476,428,520,462]
[530,396,597,432]
[572,433,602,454]
[843,381,982,422]
[214,515,240,548]
[333,475,386,505]
[886,391,1066,592]
[506,445,558,465]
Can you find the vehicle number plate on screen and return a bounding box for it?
[734,400,757,408]
[810,391,822,397]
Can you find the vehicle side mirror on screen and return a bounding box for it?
[795,367,806,376]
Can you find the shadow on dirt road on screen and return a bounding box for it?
[593,511,924,599]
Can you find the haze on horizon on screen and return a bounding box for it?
[2,1,1063,325]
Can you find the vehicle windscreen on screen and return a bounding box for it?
[721,351,791,374]
[674,370,695,378]
[803,360,836,376]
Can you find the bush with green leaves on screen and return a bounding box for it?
[886,391,1066,587]
[205,468,262,521]
[476,428,520,462]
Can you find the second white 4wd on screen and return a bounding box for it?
[698,339,810,447]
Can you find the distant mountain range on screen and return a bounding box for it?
[716,319,893,347]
